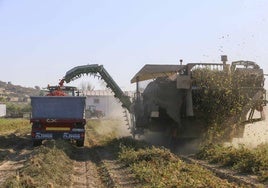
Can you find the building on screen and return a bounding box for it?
[0,103,6,117]
[84,90,125,118]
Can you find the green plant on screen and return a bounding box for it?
[6,102,31,117]
[0,118,30,134]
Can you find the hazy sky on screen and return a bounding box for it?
[0,0,268,90]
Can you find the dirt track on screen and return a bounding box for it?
[70,128,140,188]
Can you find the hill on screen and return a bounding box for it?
[0,81,39,102]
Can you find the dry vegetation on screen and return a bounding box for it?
[0,118,30,134]
[196,143,268,183]
[192,68,263,143]
[4,140,73,187]
[0,118,74,187]
[0,118,30,162]
[101,137,241,188]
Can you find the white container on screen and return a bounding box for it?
[0,104,6,117]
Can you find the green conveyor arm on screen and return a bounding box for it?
[64,64,132,111]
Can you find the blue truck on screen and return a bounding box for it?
[30,86,86,147]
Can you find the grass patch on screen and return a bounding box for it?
[4,140,74,187]
[0,118,31,162]
[0,118,30,134]
[196,143,268,182]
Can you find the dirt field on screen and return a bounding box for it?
[0,118,267,187]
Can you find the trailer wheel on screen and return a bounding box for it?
[33,140,42,147]
[76,140,84,147]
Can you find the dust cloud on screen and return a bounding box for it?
[94,109,131,138]
[112,110,132,138]
[97,105,267,152]
[139,129,201,155]
[226,106,268,148]
[139,131,170,147]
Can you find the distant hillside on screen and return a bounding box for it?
[0,81,40,102]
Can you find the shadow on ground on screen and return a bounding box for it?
[0,133,32,162]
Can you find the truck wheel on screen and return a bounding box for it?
[33,140,42,147]
[76,140,84,147]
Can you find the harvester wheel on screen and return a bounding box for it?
[76,140,84,147]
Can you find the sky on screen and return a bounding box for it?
[0,0,268,90]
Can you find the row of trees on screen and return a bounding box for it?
[5,102,31,117]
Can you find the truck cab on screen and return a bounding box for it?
[46,85,80,96]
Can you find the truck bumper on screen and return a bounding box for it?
[31,131,85,141]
